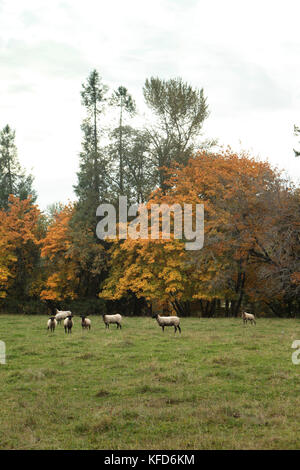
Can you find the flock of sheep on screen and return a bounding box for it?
[47,310,123,334]
[47,309,256,334]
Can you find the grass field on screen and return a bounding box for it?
[1,315,300,450]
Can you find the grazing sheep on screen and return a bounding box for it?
[242,311,256,325]
[47,316,57,332]
[64,315,74,334]
[80,315,91,330]
[55,309,71,325]
[102,314,122,329]
[152,313,181,334]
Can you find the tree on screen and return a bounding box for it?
[0,196,41,300]
[0,124,36,209]
[40,204,79,301]
[110,86,136,194]
[108,126,155,204]
[40,203,108,302]
[245,186,300,316]
[143,77,209,188]
[100,150,289,317]
[74,70,109,226]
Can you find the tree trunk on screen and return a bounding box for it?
[225,299,230,317]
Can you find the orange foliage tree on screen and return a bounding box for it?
[0,195,41,299]
[100,150,293,316]
[40,204,79,301]
[40,203,108,302]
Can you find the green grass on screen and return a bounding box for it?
[1,315,300,449]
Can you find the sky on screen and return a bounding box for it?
[0,0,299,209]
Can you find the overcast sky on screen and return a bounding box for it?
[1,0,299,209]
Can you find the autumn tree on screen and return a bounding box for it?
[100,150,291,317]
[0,196,41,301]
[245,185,300,316]
[40,204,78,301]
[40,203,108,303]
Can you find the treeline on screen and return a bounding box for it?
[0,70,299,317]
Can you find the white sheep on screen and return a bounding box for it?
[152,313,181,333]
[80,315,91,330]
[47,316,57,332]
[102,314,122,329]
[55,308,71,325]
[64,315,74,334]
[242,311,256,325]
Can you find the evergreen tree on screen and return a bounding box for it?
[74,70,109,225]
[0,124,36,209]
[108,126,154,204]
[109,86,136,194]
[72,70,111,299]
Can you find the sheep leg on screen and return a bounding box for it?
[177,325,181,334]
[162,325,164,333]
[174,326,177,334]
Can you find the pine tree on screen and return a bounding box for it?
[0,124,36,209]
[74,70,109,226]
[72,70,110,299]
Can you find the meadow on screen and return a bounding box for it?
[0,315,300,450]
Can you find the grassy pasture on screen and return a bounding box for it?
[0,315,300,450]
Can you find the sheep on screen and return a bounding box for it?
[80,315,91,330]
[47,316,57,332]
[64,315,74,334]
[55,308,71,325]
[152,313,181,334]
[242,311,256,325]
[102,314,122,329]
